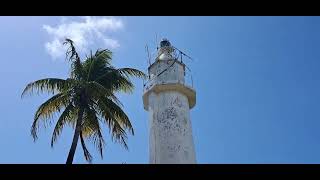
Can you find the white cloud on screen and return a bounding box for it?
[103,38,120,49]
[43,16,124,59]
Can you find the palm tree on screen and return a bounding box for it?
[22,39,145,164]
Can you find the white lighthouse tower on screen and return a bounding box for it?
[143,39,196,164]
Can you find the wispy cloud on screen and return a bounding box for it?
[43,16,124,59]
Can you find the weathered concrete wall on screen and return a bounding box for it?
[148,60,185,85]
[148,91,196,164]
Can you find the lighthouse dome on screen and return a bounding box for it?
[160,39,171,47]
[158,38,174,61]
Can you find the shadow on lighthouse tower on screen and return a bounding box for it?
[143,39,196,164]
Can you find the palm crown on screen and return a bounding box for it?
[22,39,145,164]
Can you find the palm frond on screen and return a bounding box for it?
[95,67,146,82]
[86,52,95,81]
[81,50,112,82]
[111,75,135,93]
[82,106,105,158]
[31,92,70,140]
[95,98,133,150]
[63,39,81,63]
[63,38,85,80]
[86,81,123,107]
[80,131,93,163]
[101,97,133,134]
[96,71,134,93]
[94,49,112,66]
[93,67,145,93]
[51,103,77,147]
[117,68,146,79]
[21,78,72,97]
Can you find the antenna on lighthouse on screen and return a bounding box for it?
[172,46,194,63]
[155,33,159,51]
[145,44,151,66]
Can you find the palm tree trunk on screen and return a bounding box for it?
[66,107,84,164]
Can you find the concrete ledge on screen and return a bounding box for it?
[143,83,196,110]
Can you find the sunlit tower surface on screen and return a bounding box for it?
[143,39,196,164]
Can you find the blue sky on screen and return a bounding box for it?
[1,16,320,164]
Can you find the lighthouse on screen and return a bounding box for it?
[143,39,196,164]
